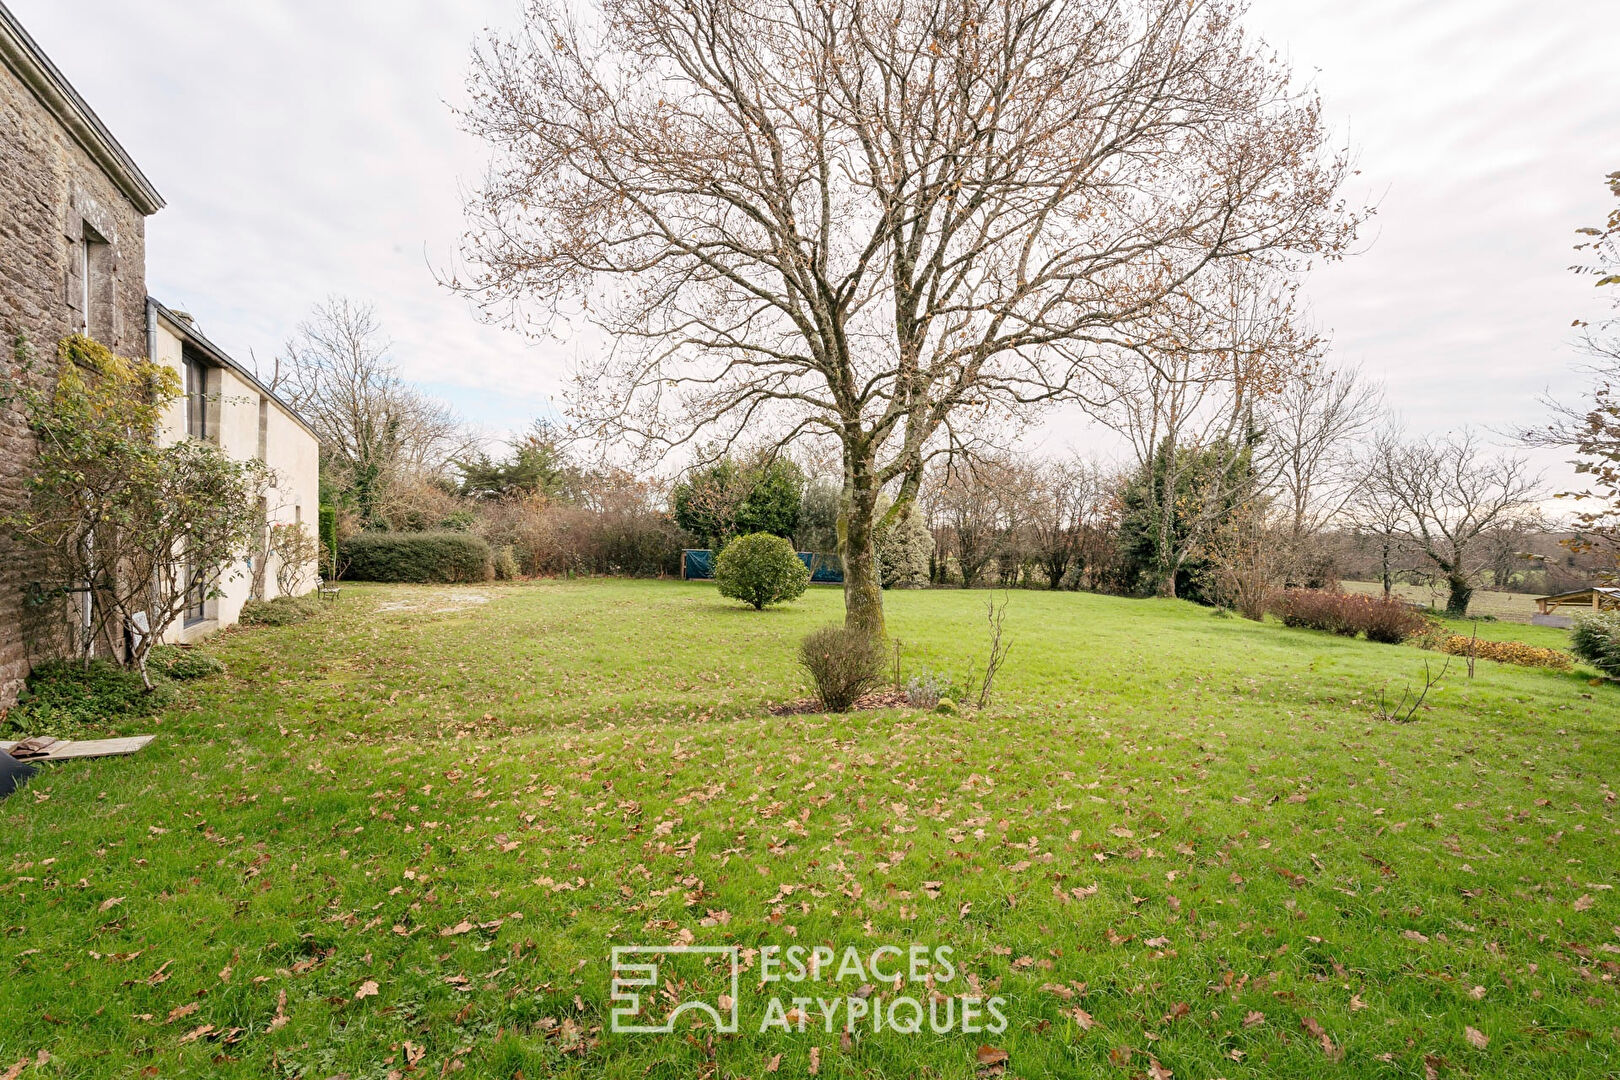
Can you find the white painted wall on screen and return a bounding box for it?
[151,312,320,643]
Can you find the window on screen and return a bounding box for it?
[184,558,207,625]
[257,395,269,460]
[184,351,209,440]
[79,224,110,340]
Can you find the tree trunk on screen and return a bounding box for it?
[1445,573,1473,618]
[838,456,885,640]
[1379,537,1392,600]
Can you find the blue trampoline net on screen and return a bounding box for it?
[683,549,843,584]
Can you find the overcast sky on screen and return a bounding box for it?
[10,0,1617,486]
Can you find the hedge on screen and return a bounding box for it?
[338,531,493,584]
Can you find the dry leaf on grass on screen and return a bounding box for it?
[355,980,379,1000]
[1465,1025,1489,1050]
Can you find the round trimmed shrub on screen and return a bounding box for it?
[714,532,809,610]
[339,531,493,584]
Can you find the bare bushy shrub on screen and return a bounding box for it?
[1273,588,1431,644]
[799,626,884,712]
[1357,595,1431,644]
[1272,588,1359,636]
[476,471,684,577]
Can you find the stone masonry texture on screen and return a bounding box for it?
[0,54,149,706]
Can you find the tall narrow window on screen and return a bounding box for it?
[184,558,207,625]
[257,395,269,460]
[185,352,209,440]
[79,224,110,340]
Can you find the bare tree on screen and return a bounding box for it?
[1346,442,1413,600]
[1096,266,1317,596]
[456,0,1358,635]
[274,298,469,526]
[1257,364,1382,543]
[1022,455,1111,589]
[929,456,1015,588]
[1519,171,1620,572]
[1364,429,1542,616]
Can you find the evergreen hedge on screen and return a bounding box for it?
[338,531,493,584]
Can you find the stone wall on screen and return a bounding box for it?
[0,57,149,706]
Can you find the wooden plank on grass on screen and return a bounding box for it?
[0,736,155,761]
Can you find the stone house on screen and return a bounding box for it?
[0,1,317,704]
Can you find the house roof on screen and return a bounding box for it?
[149,298,319,441]
[0,1,164,215]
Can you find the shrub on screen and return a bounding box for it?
[799,625,884,711]
[1357,595,1432,644]
[4,660,176,738]
[1272,588,1358,635]
[714,533,810,610]
[904,671,946,709]
[493,544,521,581]
[339,531,493,583]
[1271,589,1430,644]
[1439,636,1573,671]
[147,647,226,681]
[240,595,322,627]
[877,506,934,589]
[1570,612,1620,677]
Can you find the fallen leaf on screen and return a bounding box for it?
[1575,894,1595,912]
[439,920,474,937]
[355,980,379,1000]
[975,1046,1010,1066]
[764,1052,782,1073]
[178,1024,214,1044]
[1465,1026,1489,1050]
[809,1046,821,1075]
[1242,1010,1265,1029]
[99,896,125,913]
[165,1002,199,1024]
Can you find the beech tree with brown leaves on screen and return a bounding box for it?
[457,0,1358,636]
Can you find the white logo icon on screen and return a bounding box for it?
[610,945,741,1034]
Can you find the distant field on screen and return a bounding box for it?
[1341,579,1541,623]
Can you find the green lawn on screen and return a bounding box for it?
[2,580,1617,1079]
